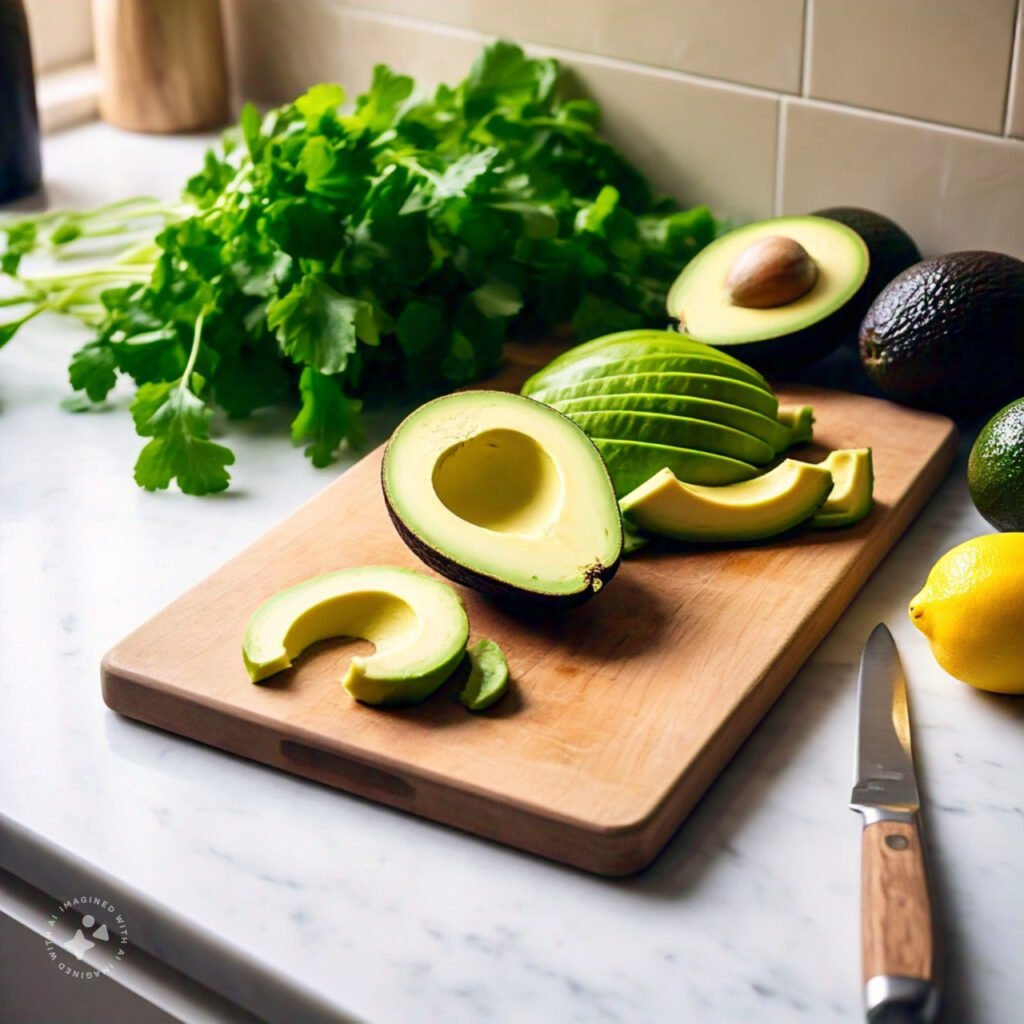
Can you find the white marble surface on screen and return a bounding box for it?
[1,123,1022,1024]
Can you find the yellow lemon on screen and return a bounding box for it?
[909,533,1024,694]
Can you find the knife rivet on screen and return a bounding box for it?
[885,834,910,851]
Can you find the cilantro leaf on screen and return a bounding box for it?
[131,380,234,494]
[291,367,365,467]
[69,340,118,401]
[266,275,370,374]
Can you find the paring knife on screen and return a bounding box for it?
[850,624,939,1023]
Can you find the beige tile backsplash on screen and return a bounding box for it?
[807,0,1017,134]
[224,0,1024,258]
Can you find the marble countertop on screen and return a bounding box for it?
[1,122,1021,1024]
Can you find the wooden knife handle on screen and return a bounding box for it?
[861,817,938,1020]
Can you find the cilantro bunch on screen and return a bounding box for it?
[0,41,717,495]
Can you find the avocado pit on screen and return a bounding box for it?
[726,234,818,309]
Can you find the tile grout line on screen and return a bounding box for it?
[773,100,789,217]
[1005,0,1023,135]
[800,0,813,97]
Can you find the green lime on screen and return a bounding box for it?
[968,397,1024,531]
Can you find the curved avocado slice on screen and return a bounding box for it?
[812,448,873,528]
[777,404,815,447]
[550,393,792,452]
[459,638,510,711]
[243,566,469,706]
[620,460,833,542]
[383,391,622,608]
[591,438,758,497]
[667,216,868,372]
[565,410,775,465]
[528,372,779,419]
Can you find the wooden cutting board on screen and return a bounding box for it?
[102,343,957,875]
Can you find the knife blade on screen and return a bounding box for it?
[850,624,939,1023]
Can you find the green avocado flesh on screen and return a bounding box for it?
[527,372,779,419]
[667,216,868,371]
[620,460,833,542]
[459,638,510,711]
[812,448,873,528]
[968,397,1024,531]
[383,391,623,607]
[565,410,774,465]
[550,393,792,451]
[523,352,771,396]
[778,405,814,445]
[536,329,766,380]
[592,438,758,497]
[243,566,469,706]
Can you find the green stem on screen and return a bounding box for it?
[180,311,205,390]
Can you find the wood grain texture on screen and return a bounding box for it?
[93,0,229,133]
[861,819,936,983]
[101,342,957,875]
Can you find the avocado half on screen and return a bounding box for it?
[382,391,623,608]
[667,216,869,374]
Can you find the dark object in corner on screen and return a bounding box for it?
[0,0,42,204]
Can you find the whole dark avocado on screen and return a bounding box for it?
[814,207,921,304]
[968,397,1024,531]
[859,251,1024,414]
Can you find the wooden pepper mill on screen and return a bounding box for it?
[92,0,230,133]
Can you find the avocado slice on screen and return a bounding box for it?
[968,397,1024,531]
[667,215,868,373]
[459,638,510,711]
[523,351,772,398]
[860,251,1024,414]
[620,460,833,543]
[383,391,622,608]
[528,372,779,419]
[777,405,815,447]
[549,393,792,452]
[242,566,469,706]
[535,329,768,384]
[812,448,873,528]
[592,438,758,497]
[564,410,775,465]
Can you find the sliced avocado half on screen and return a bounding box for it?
[812,448,874,528]
[550,393,792,452]
[564,410,775,465]
[592,438,758,497]
[620,460,833,543]
[383,391,622,608]
[528,372,779,419]
[667,215,869,373]
[243,566,469,706]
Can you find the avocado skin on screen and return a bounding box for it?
[716,299,864,377]
[968,397,1024,531]
[815,207,921,305]
[860,251,1024,414]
